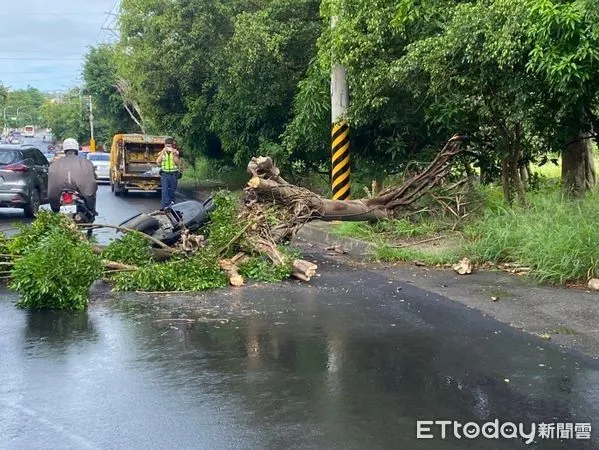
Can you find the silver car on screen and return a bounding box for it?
[0,145,49,217]
[87,152,110,181]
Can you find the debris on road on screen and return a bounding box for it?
[453,257,473,275]
[326,245,347,255]
[588,279,599,291]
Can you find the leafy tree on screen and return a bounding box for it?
[89,0,599,203]
[525,0,599,195]
[83,45,141,143]
[2,87,47,129]
[210,0,322,165]
[395,0,544,204]
[117,0,240,171]
[40,90,89,143]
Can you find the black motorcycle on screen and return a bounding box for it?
[119,197,214,246]
[59,190,95,236]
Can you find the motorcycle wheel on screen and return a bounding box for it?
[121,213,160,235]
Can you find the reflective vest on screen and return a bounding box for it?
[161,151,178,172]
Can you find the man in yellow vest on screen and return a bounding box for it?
[156,137,181,208]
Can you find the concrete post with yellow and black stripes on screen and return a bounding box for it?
[331,44,350,201]
[331,121,350,200]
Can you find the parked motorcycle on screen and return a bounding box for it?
[59,190,95,236]
[119,197,214,246]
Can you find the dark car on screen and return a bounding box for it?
[0,145,49,217]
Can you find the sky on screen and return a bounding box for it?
[0,0,119,92]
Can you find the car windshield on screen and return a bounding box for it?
[88,153,110,161]
[0,151,21,165]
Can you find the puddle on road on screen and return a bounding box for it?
[2,285,599,449]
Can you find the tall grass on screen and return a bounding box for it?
[182,156,248,190]
[469,191,599,284]
[334,218,447,241]
[372,245,461,265]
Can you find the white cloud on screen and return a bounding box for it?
[0,0,118,91]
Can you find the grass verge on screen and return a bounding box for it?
[467,191,599,284]
[333,182,599,285]
[181,157,248,191]
[371,245,462,266]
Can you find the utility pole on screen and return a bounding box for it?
[88,95,96,152]
[330,13,350,201]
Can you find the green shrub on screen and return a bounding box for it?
[102,232,153,267]
[469,191,599,284]
[112,254,228,292]
[8,211,71,255]
[204,191,247,250]
[239,257,294,283]
[11,230,102,310]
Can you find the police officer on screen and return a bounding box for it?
[156,137,181,208]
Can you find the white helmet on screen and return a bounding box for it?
[62,138,79,152]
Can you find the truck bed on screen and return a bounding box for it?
[124,144,162,174]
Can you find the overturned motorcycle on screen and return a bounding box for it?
[119,197,215,246]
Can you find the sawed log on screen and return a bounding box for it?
[292,259,318,282]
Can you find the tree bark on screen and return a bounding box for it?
[245,136,466,230]
[501,155,511,205]
[499,127,527,206]
[218,259,244,287]
[511,139,527,206]
[519,165,529,186]
[292,260,318,281]
[562,132,596,197]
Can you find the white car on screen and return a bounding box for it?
[87,152,110,181]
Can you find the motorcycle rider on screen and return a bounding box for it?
[48,138,98,216]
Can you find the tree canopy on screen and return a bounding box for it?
[69,0,599,199]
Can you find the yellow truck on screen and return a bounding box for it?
[109,134,170,195]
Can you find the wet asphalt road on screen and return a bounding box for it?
[2,261,599,449]
[2,137,599,448]
[0,135,163,243]
[0,184,162,243]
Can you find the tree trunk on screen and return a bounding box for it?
[562,132,596,197]
[511,137,527,206]
[519,165,529,186]
[501,156,511,205]
[242,136,467,244]
[499,127,527,206]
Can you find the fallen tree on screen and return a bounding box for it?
[3,135,466,310]
[238,135,467,265]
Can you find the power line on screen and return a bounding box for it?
[2,78,81,83]
[0,57,81,61]
[0,12,107,16]
[98,0,120,45]
[0,71,80,74]
[0,51,82,55]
